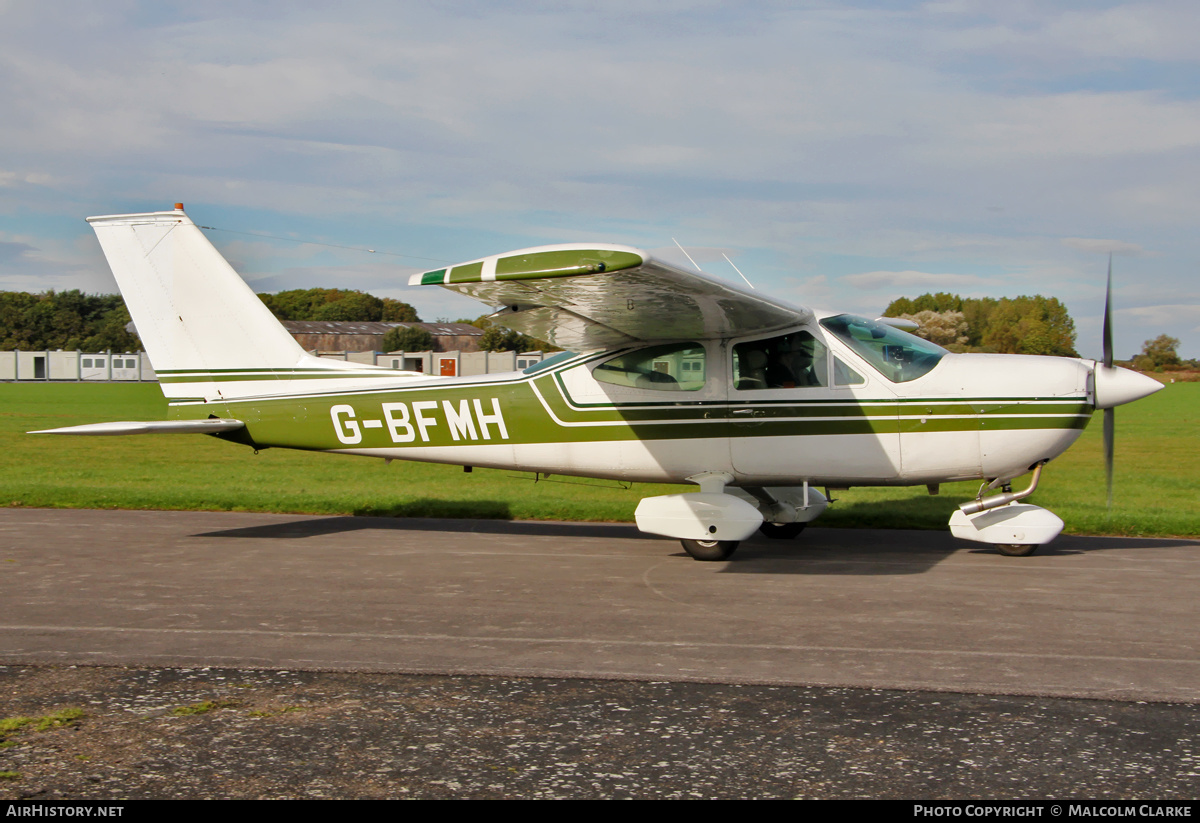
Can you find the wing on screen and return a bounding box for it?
[409,244,810,349]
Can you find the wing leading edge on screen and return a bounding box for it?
[409,244,810,349]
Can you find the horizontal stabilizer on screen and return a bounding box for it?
[30,419,245,436]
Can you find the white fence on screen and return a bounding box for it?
[359,350,546,378]
[2,349,546,381]
[1,351,156,382]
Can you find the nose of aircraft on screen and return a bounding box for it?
[1093,364,1163,409]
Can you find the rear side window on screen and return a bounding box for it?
[593,343,707,391]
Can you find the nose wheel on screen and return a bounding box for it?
[680,539,739,561]
[758,522,806,540]
[994,543,1038,557]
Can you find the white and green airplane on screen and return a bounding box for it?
[34,205,1162,560]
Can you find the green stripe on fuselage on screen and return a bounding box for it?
[159,371,401,384]
[174,356,1091,452]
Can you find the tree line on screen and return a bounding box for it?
[884,292,1078,357]
[1132,335,1192,372]
[380,316,553,354]
[0,290,140,352]
[1,287,549,354]
[257,288,419,323]
[246,289,551,352]
[2,287,1180,364]
[887,292,1193,370]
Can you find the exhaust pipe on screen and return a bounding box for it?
[959,462,1046,515]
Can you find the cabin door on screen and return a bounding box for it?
[728,329,901,483]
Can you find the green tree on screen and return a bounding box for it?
[470,315,556,352]
[81,303,140,352]
[981,296,1077,357]
[885,292,961,317]
[480,325,519,352]
[959,297,998,347]
[312,291,384,321]
[883,296,917,317]
[0,291,38,348]
[382,298,419,322]
[1133,335,1182,371]
[381,325,434,352]
[257,288,415,322]
[887,292,1076,356]
[0,290,140,351]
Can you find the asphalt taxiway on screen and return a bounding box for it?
[2,508,1198,703]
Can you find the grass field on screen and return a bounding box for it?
[2,381,1196,537]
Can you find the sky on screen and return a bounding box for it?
[1,1,1198,359]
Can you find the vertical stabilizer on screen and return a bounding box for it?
[87,206,309,376]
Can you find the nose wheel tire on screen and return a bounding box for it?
[680,539,739,561]
[758,522,806,540]
[995,543,1038,557]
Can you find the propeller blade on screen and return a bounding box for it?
[1104,406,1115,509]
[1103,253,1114,369]
[1103,255,1115,508]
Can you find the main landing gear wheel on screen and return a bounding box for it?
[995,544,1038,557]
[680,539,739,561]
[758,522,806,540]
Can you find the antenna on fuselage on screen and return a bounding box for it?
[671,239,757,290]
[671,238,703,272]
[722,253,756,290]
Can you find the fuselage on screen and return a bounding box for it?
[175,316,1095,489]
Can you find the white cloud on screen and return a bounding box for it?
[1119,304,1200,325]
[843,270,988,290]
[781,273,836,308]
[1003,3,1200,63]
[0,170,53,187]
[1061,238,1149,255]
[0,4,1198,356]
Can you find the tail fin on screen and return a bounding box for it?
[87,205,393,402]
[88,205,309,375]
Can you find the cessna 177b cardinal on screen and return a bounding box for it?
[33,205,1162,560]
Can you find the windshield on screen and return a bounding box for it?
[819,314,947,383]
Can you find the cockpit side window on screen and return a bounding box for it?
[593,343,707,391]
[833,357,866,386]
[733,331,828,390]
[819,314,947,383]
